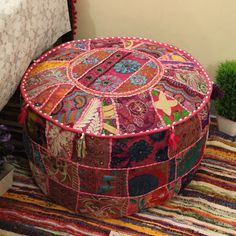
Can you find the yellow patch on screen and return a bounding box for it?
[103,123,117,134]
[102,105,116,119]
[29,61,68,76]
[154,91,178,116]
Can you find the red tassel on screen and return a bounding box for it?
[18,106,28,124]
[168,128,180,150]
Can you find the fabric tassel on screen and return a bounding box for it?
[18,105,29,124]
[77,133,87,158]
[211,83,224,100]
[168,128,180,150]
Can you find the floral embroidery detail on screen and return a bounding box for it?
[147,61,158,68]
[71,41,89,50]
[114,60,141,74]
[154,147,168,162]
[91,75,123,92]
[50,158,68,178]
[197,82,207,94]
[134,43,167,58]
[49,158,67,175]
[128,140,153,162]
[43,153,79,189]
[130,74,147,85]
[83,57,99,65]
[78,194,128,218]
[127,100,147,116]
[173,94,185,103]
[133,52,148,60]
[175,70,208,94]
[90,38,124,49]
[46,122,75,158]
[74,96,87,109]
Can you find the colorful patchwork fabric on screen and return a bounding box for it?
[20,37,212,218]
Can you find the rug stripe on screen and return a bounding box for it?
[138,210,235,236]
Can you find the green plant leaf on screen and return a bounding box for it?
[215,60,236,121]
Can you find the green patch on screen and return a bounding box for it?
[102,129,108,135]
[151,89,159,96]
[174,112,181,121]
[182,109,190,117]
[163,114,173,125]
[129,197,146,211]
[177,137,204,177]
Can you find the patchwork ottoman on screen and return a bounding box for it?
[20,37,212,218]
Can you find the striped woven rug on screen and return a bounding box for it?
[0,93,235,236]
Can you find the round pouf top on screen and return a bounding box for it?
[21,37,212,218]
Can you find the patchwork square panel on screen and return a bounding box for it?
[128,158,176,196]
[20,37,212,218]
[78,165,127,197]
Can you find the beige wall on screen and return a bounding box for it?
[75,0,235,80]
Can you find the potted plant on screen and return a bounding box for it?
[215,60,236,136]
[0,124,14,196]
